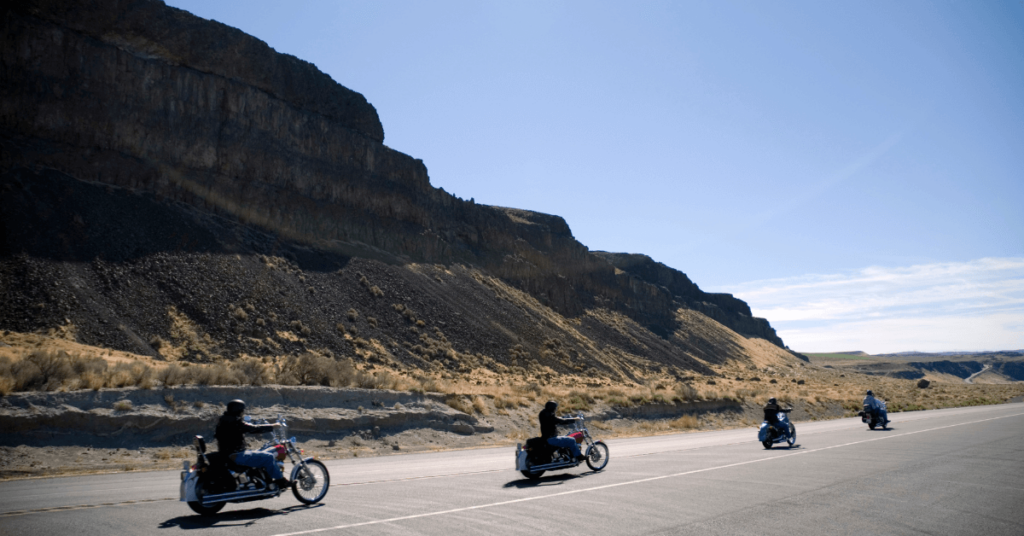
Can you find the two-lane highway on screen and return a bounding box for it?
[1,403,1022,535]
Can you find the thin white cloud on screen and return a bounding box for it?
[719,258,1024,353]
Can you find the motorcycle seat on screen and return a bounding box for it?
[206,451,247,472]
[524,437,549,450]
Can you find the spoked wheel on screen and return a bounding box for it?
[586,441,609,471]
[188,478,226,516]
[762,440,773,449]
[520,469,545,480]
[291,460,330,505]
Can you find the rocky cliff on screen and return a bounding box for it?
[1,0,787,376]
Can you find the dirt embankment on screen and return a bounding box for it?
[0,383,835,480]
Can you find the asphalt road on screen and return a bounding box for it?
[1,403,1022,535]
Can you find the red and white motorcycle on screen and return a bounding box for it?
[515,412,609,479]
[180,415,329,515]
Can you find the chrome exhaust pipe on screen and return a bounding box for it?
[527,460,577,472]
[202,489,278,504]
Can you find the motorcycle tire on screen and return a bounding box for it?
[521,469,545,480]
[188,478,226,516]
[586,441,609,471]
[787,426,796,447]
[869,422,876,430]
[291,460,330,505]
[762,440,773,449]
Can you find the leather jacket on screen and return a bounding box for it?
[539,407,575,439]
[214,414,274,454]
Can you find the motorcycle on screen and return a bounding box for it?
[180,414,330,515]
[516,412,609,479]
[758,410,796,449]
[857,402,888,430]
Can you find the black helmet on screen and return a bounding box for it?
[545,400,558,412]
[866,390,873,396]
[768,397,777,404]
[226,399,246,416]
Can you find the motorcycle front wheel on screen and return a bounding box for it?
[787,426,796,447]
[762,440,773,449]
[586,441,609,471]
[188,478,226,516]
[291,460,330,505]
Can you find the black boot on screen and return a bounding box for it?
[273,477,291,489]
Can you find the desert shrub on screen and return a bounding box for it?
[673,383,701,402]
[562,390,594,412]
[669,415,699,430]
[277,354,354,387]
[191,364,240,386]
[472,395,489,415]
[231,307,248,321]
[232,358,272,386]
[157,364,190,387]
[367,317,378,328]
[347,309,359,322]
[113,400,133,411]
[444,395,474,414]
[353,369,401,390]
[71,355,108,390]
[417,376,448,393]
[22,350,75,391]
[106,362,154,389]
[0,357,14,396]
[369,286,384,297]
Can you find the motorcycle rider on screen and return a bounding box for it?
[763,397,792,437]
[539,400,585,461]
[214,399,290,489]
[863,390,889,425]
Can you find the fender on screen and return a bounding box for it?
[516,449,529,471]
[181,470,199,502]
[289,457,319,480]
[757,422,770,442]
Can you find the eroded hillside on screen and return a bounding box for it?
[1,0,791,383]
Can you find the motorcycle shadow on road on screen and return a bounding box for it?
[503,471,600,489]
[158,504,323,530]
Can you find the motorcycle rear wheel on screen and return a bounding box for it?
[521,469,545,480]
[586,441,609,471]
[869,422,876,430]
[291,460,330,505]
[188,479,226,516]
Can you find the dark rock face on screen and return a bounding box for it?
[592,253,783,345]
[0,0,784,350]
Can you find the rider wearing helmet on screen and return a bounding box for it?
[214,399,290,489]
[763,397,792,435]
[539,400,585,461]
[863,390,889,425]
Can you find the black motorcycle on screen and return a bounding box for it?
[857,404,888,430]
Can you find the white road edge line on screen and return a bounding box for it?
[270,410,1024,536]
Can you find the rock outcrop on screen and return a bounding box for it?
[1,0,785,370]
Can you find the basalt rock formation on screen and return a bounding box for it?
[1,0,787,378]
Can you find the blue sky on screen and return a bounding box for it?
[165,0,1023,353]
